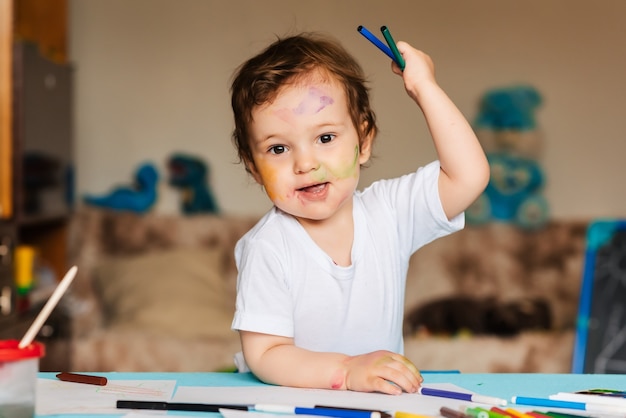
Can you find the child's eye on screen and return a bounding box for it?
[319,134,335,144]
[269,145,286,155]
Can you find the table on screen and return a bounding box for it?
[36,372,626,417]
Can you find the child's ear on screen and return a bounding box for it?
[358,123,374,165]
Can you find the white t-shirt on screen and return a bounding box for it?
[231,161,463,358]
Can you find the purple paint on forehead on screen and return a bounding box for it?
[293,87,335,115]
[316,95,334,113]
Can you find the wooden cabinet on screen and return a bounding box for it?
[0,0,17,331]
[0,223,16,332]
[13,0,68,64]
[13,39,74,279]
[0,0,14,221]
[1,0,68,219]
[0,0,72,333]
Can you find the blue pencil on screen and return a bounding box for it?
[357,25,396,61]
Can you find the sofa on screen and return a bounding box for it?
[65,206,588,373]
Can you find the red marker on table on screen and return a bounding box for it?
[56,372,107,386]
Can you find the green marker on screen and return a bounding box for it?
[380,26,405,70]
[463,407,507,418]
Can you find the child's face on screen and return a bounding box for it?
[248,73,372,222]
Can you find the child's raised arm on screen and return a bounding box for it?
[392,42,490,220]
[240,331,422,394]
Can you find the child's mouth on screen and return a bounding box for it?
[298,182,328,194]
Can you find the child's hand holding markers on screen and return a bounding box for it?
[355,26,437,104]
[390,42,438,104]
[343,350,422,395]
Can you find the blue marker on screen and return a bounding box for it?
[255,405,380,418]
[420,370,461,374]
[418,387,507,406]
[357,25,396,62]
[512,396,625,414]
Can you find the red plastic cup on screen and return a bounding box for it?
[0,339,45,418]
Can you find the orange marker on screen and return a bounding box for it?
[524,413,550,418]
[504,408,534,418]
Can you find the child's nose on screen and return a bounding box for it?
[293,151,319,174]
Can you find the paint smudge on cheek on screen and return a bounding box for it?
[311,165,329,183]
[293,87,334,115]
[351,145,360,173]
[256,162,282,202]
[328,145,361,179]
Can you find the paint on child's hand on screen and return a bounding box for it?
[293,87,334,115]
[329,368,345,390]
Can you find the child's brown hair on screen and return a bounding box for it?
[230,32,377,174]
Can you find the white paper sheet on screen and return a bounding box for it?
[36,379,176,415]
[173,383,473,416]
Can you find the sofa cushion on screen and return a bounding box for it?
[93,247,237,340]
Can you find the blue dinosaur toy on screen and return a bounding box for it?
[83,162,159,213]
[167,153,219,215]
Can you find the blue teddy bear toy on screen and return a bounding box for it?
[467,85,549,229]
[466,153,549,229]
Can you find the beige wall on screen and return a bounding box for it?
[70,0,626,219]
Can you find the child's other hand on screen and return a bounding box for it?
[344,350,423,395]
[391,41,437,103]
